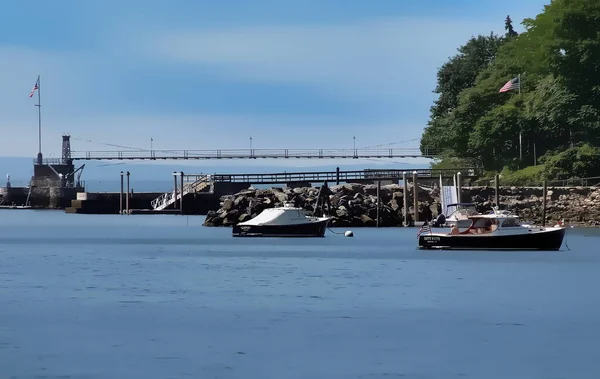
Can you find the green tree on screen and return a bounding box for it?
[422,0,600,178]
[421,33,505,153]
[505,15,518,37]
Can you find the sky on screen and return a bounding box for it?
[0,0,550,170]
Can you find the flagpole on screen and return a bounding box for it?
[35,74,42,165]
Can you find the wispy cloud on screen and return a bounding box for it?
[147,17,497,100]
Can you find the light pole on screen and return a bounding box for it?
[353,135,356,158]
[250,136,253,158]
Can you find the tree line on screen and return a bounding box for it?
[421,0,600,182]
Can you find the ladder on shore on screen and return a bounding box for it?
[151,175,214,211]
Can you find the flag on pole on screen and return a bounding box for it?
[499,76,520,93]
[29,78,39,98]
[417,221,431,237]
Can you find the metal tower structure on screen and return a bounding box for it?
[62,134,72,164]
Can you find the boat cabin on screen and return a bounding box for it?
[449,214,522,235]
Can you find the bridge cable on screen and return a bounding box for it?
[70,136,147,151]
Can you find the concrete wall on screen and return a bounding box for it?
[0,187,29,206]
[67,192,164,214]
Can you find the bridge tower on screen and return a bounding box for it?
[62,134,72,164]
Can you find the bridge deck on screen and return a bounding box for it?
[71,148,441,160]
[182,168,480,185]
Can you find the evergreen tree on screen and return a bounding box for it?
[505,15,518,37]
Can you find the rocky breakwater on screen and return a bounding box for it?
[204,183,600,228]
[464,186,600,227]
[203,183,437,227]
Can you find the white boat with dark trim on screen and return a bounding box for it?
[232,203,332,237]
[418,210,566,250]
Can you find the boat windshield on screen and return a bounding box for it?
[448,208,475,220]
[501,217,521,227]
[446,203,477,218]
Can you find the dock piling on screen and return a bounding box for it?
[542,180,547,227]
[494,174,500,207]
[126,171,130,215]
[376,180,381,227]
[180,171,184,215]
[119,171,124,214]
[402,172,409,226]
[412,171,418,223]
[457,172,462,204]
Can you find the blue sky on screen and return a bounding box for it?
[0,0,549,169]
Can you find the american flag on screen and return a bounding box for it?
[499,76,520,93]
[29,79,39,98]
[417,222,431,237]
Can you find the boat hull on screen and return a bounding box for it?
[232,219,329,237]
[418,227,566,250]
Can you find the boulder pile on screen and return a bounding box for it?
[203,184,600,227]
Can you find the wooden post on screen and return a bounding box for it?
[336,167,340,185]
[453,174,457,195]
[542,180,547,227]
[173,172,178,209]
[412,171,419,223]
[403,172,409,226]
[456,172,462,204]
[376,180,381,228]
[119,171,124,214]
[125,171,130,214]
[494,174,500,207]
[180,171,184,215]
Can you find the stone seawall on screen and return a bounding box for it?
[203,184,600,227]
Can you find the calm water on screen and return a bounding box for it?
[1,210,599,379]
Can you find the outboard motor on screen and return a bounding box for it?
[433,213,446,227]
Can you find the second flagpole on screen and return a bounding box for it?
[36,74,42,165]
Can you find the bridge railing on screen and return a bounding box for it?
[71,147,443,160]
[201,168,482,183]
[33,158,64,165]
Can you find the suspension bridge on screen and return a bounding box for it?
[64,136,440,161]
[69,147,441,161]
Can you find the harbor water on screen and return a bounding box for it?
[1,210,599,378]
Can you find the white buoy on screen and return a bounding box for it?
[344,230,354,237]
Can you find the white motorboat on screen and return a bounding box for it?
[418,210,566,250]
[232,203,332,237]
